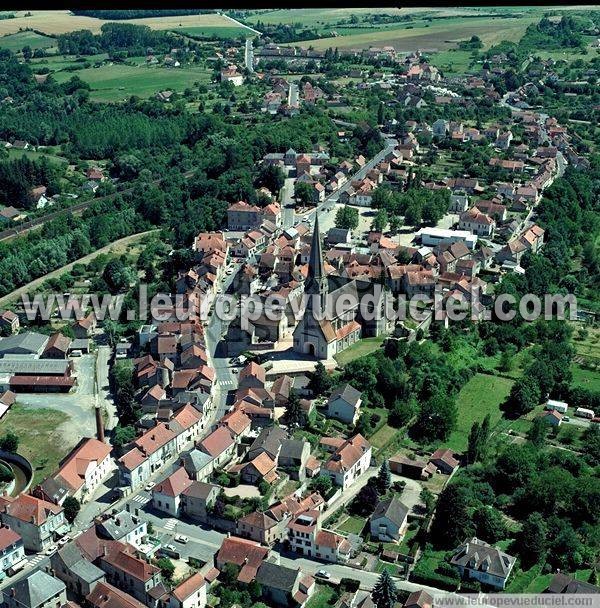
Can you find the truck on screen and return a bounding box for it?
[575,407,595,419]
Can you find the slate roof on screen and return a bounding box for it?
[256,561,299,592]
[329,383,362,407]
[450,537,516,579]
[7,570,65,608]
[371,496,409,527]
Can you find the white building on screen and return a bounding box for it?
[321,434,372,490]
[416,227,478,250]
[0,526,25,577]
[244,39,254,73]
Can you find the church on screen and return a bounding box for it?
[293,216,388,360]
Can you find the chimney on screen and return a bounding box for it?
[95,406,105,443]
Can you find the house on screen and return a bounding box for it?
[449,194,469,213]
[152,467,193,516]
[278,438,311,481]
[546,572,600,594]
[215,536,269,583]
[404,590,433,608]
[0,332,48,358]
[321,434,372,490]
[98,543,162,605]
[326,384,362,425]
[221,65,244,86]
[35,438,112,505]
[73,313,96,339]
[50,542,106,597]
[458,208,496,238]
[167,572,207,608]
[429,448,459,474]
[432,119,449,138]
[247,426,288,461]
[450,537,516,590]
[87,582,147,608]
[389,455,435,480]
[180,481,219,522]
[369,497,409,542]
[255,561,314,607]
[180,449,214,482]
[0,525,25,578]
[237,511,281,545]
[287,510,351,563]
[0,494,68,552]
[3,570,67,608]
[540,409,563,427]
[0,310,19,334]
[42,333,72,359]
[228,201,262,231]
[240,452,278,485]
[94,510,147,547]
[219,409,252,439]
[198,426,236,470]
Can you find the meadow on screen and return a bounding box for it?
[0,30,56,51]
[0,10,255,36]
[51,62,212,102]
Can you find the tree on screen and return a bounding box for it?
[294,181,313,206]
[420,487,435,515]
[473,506,507,543]
[412,394,457,442]
[376,460,392,493]
[372,209,389,232]
[285,389,303,427]
[307,361,331,396]
[467,414,491,464]
[157,557,175,581]
[112,425,136,451]
[352,481,380,515]
[63,496,81,523]
[516,512,547,568]
[507,376,541,416]
[431,484,474,548]
[0,431,19,453]
[377,102,385,126]
[371,569,398,608]
[527,416,548,448]
[335,205,359,230]
[256,164,284,194]
[389,214,403,234]
[310,475,332,496]
[581,424,600,466]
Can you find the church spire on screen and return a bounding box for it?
[305,214,328,309]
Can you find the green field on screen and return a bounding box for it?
[51,63,212,102]
[334,336,384,366]
[427,49,478,74]
[5,147,68,165]
[174,26,254,39]
[337,515,366,534]
[447,373,514,452]
[571,363,600,393]
[305,585,338,608]
[0,30,56,52]
[0,404,70,486]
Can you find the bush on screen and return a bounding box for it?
[0,462,14,483]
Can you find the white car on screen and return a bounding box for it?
[315,570,331,579]
[174,534,189,544]
[44,545,58,556]
[232,368,239,374]
[144,482,156,491]
[58,536,70,546]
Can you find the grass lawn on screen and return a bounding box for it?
[506,564,552,593]
[176,26,254,39]
[369,424,397,450]
[570,363,600,392]
[305,585,338,608]
[0,404,70,486]
[446,373,513,452]
[5,147,68,166]
[428,49,476,74]
[51,63,212,102]
[0,30,56,52]
[334,336,384,366]
[337,515,366,535]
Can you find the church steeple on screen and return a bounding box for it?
[305,214,328,310]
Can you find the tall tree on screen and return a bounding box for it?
[372,569,398,608]
[63,496,81,523]
[307,361,331,396]
[516,512,548,568]
[376,460,392,494]
[431,484,474,548]
[285,389,303,428]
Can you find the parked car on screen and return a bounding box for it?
[315,570,331,580]
[144,482,156,491]
[174,534,189,544]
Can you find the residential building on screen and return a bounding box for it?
[237,511,281,545]
[0,525,25,577]
[458,208,496,238]
[3,570,66,608]
[215,536,269,583]
[167,572,207,608]
[0,310,19,334]
[429,448,459,474]
[87,582,147,608]
[50,542,106,597]
[450,537,516,590]
[180,482,219,522]
[326,384,362,425]
[152,467,193,516]
[228,201,262,231]
[369,497,409,542]
[0,494,68,552]
[321,434,372,490]
[95,510,147,547]
[255,561,315,607]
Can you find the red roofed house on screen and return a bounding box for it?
[152,466,193,516]
[167,572,207,608]
[228,201,262,231]
[0,309,19,334]
[458,207,496,238]
[0,494,67,551]
[35,437,112,505]
[321,434,372,490]
[198,426,236,472]
[0,525,25,577]
[429,448,459,474]
[87,582,147,608]
[215,536,269,583]
[286,510,351,563]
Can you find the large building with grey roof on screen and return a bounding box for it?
[2,570,67,608]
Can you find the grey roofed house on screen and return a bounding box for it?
[0,332,49,358]
[546,572,600,594]
[372,496,409,527]
[255,561,299,591]
[329,384,362,408]
[280,438,308,461]
[36,476,70,505]
[95,510,142,541]
[0,358,70,375]
[326,227,352,245]
[248,426,289,460]
[180,448,214,476]
[70,554,106,583]
[4,570,66,608]
[450,537,516,589]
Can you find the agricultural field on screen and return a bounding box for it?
[0,30,56,52]
[50,62,212,102]
[0,10,256,36]
[446,372,514,452]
